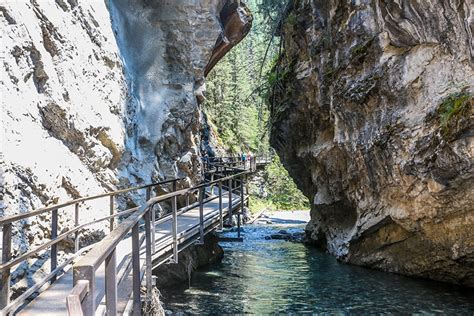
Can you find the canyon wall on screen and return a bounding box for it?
[270,0,474,286]
[1,0,250,294]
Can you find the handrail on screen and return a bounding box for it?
[0,178,183,226]
[66,280,89,316]
[0,244,95,315]
[0,177,183,314]
[72,188,189,271]
[0,207,139,272]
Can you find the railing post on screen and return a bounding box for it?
[228,178,233,225]
[51,208,58,283]
[245,174,250,207]
[144,209,153,294]
[172,180,177,192]
[146,187,151,201]
[239,174,244,238]
[218,180,223,231]
[105,249,117,315]
[199,187,204,242]
[146,187,155,253]
[74,203,80,253]
[1,223,12,309]
[131,223,141,315]
[109,195,115,232]
[172,194,178,263]
[73,265,95,316]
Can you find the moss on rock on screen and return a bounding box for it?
[438,92,473,140]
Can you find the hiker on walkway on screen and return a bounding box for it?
[247,151,252,170]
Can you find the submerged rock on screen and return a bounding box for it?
[265,230,305,242]
[270,1,473,286]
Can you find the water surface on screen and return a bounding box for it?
[163,223,474,314]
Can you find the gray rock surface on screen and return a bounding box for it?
[270,0,474,286]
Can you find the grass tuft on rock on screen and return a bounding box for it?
[438,92,472,139]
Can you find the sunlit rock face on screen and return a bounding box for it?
[109,0,222,186]
[1,0,250,294]
[109,0,251,184]
[270,1,474,286]
[1,0,128,294]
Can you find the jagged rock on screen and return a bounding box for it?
[205,1,253,76]
[271,1,473,286]
[265,230,305,242]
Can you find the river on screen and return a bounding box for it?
[162,212,474,314]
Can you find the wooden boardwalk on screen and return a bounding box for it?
[18,190,241,315]
[0,156,271,315]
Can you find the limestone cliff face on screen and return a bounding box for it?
[109,0,251,185]
[0,0,250,293]
[270,1,474,286]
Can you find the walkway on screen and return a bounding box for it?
[0,156,270,315]
[18,190,241,315]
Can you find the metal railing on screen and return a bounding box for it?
[203,154,272,174]
[66,168,250,315]
[0,178,182,315]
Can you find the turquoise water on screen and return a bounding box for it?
[162,224,474,314]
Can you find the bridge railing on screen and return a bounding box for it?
[0,158,254,315]
[67,169,250,315]
[0,178,183,315]
[204,154,273,173]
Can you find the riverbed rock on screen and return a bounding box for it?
[270,1,474,286]
[265,230,305,242]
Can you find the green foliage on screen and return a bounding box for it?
[263,156,309,210]
[439,92,471,126]
[249,196,275,214]
[204,1,309,210]
[266,58,293,88]
[255,0,288,34]
[286,12,297,25]
[248,156,309,212]
[438,92,472,138]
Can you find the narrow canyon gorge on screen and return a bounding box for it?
[1,0,473,313]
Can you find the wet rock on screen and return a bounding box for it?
[265,230,305,242]
[271,1,474,286]
[153,233,223,288]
